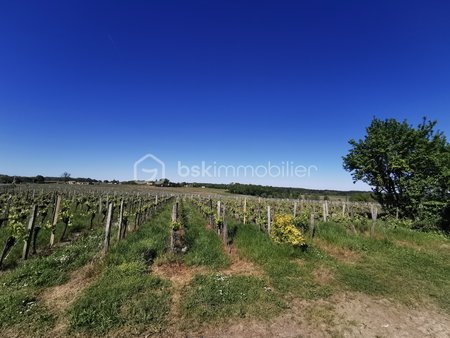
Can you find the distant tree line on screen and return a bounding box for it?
[0,174,101,184]
[191,182,373,201]
[0,174,374,202]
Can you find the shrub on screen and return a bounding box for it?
[270,214,305,247]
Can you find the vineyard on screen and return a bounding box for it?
[0,184,449,337]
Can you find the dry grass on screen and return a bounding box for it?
[40,262,99,336]
[315,239,360,263]
[313,266,334,285]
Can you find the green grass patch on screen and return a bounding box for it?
[0,212,102,269]
[180,273,285,324]
[0,230,102,336]
[69,265,170,335]
[183,204,230,269]
[316,221,450,312]
[68,204,173,336]
[232,221,334,299]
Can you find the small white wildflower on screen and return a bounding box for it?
[215,274,225,282]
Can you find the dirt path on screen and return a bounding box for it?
[40,262,98,337]
[152,261,207,321]
[334,293,450,338]
[222,245,265,277]
[151,237,269,337]
[183,292,450,338]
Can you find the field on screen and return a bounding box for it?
[0,184,449,337]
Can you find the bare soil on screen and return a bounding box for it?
[315,239,360,263]
[40,262,98,336]
[222,245,265,277]
[181,293,450,338]
[152,261,208,321]
[334,293,450,338]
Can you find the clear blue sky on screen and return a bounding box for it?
[1,1,449,190]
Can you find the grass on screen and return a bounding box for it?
[183,203,230,269]
[68,203,173,336]
[315,222,450,311]
[177,204,285,326]
[69,264,170,335]
[3,197,449,336]
[180,273,285,324]
[0,229,103,336]
[231,220,334,299]
[0,211,102,270]
[69,201,235,335]
[229,218,450,314]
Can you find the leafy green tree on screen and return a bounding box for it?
[35,175,45,183]
[343,117,449,219]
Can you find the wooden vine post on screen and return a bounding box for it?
[103,202,114,253]
[217,200,222,235]
[117,199,124,241]
[170,202,178,252]
[243,198,247,224]
[309,213,315,240]
[322,200,328,222]
[208,198,213,227]
[217,201,221,220]
[370,204,378,237]
[294,201,298,218]
[32,224,41,255]
[49,195,61,247]
[222,205,228,246]
[257,198,262,231]
[98,197,102,216]
[138,198,143,228]
[134,198,142,231]
[267,205,271,235]
[22,205,38,260]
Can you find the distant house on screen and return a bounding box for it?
[155,178,170,187]
[67,181,91,185]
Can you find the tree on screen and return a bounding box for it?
[35,175,45,184]
[343,117,449,219]
[61,172,71,182]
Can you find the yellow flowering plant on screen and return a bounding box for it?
[270,214,305,247]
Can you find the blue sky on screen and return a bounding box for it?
[1,1,449,190]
